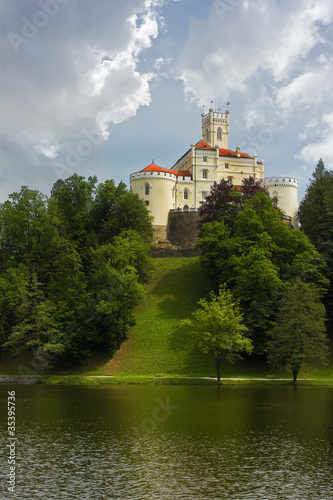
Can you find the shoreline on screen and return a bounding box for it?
[1,375,333,386]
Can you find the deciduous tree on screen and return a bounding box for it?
[182,287,252,383]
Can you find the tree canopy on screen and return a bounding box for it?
[0,175,153,369]
[198,176,269,233]
[298,159,333,329]
[182,287,252,383]
[196,191,328,354]
[267,278,328,383]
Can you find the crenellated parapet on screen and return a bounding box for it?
[264,176,298,187]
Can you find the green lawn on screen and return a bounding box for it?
[1,256,333,382]
[74,256,300,379]
[103,257,214,376]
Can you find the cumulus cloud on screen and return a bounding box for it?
[298,112,333,165]
[1,0,163,165]
[177,0,333,112]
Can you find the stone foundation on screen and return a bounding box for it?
[167,211,200,248]
[152,225,168,244]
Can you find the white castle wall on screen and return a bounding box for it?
[130,171,177,226]
[264,177,298,226]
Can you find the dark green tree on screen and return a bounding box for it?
[298,159,333,330]
[267,278,328,384]
[197,192,328,354]
[198,176,268,233]
[298,159,332,245]
[2,272,64,368]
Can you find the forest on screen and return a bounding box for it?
[0,160,332,377]
[0,174,153,368]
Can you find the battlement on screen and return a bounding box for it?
[201,109,228,125]
[264,176,298,187]
[130,171,177,181]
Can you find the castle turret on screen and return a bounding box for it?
[264,176,298,227]
[201,107,229,148]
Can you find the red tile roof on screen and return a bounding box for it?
[141,163,192,178]
[195,140,216,150]
[219,148,252,158]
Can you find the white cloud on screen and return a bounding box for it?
[177,0,333,109]
[298,111,333,166]
[1,0,163,157]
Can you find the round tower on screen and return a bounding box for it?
[130,164,177,227]
[264,176,298,227]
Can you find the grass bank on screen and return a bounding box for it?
[1,257,333,384]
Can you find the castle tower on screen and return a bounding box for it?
[264,176,298,227]
[201,107,229,148]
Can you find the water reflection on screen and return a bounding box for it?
[0,385,332,499]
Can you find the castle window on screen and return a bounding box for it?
[202,169,208,179]
[184,189,189,200]
[272,196,278,206]
[203,156,208,163]
[145,183,150,195]
[145,201,149,206]
[201,191,208,200]
[225,163,229,169]
[206,128,209,142]
[217,127,222,140]
[227,177,233,187]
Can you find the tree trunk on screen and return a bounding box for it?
[292,370,298,385]
[216,361,221,385]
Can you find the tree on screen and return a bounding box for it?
[196,192,329,354]
[198,176,268,233]
[267,279,328,384]
[298,159,332,245]
[182,287,253,383]
[2,272,65,368]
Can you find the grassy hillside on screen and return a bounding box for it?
[82,257,274,378]
[1,256,332,380]
[106,257,213,376]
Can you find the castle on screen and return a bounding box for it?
[130,109,298,245]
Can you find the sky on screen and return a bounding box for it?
[1,0,333,204]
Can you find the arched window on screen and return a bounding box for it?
[217,127,222,140]
[184,189,188,200]
[272,196,278,206]
[206,128,209,142]
[145,183,149,195]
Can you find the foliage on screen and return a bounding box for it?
[197,192,328,354]
[267,279,329,383]
[198,176,268,233]
[0,175,153,368]
[182,287,253,383]
[298,159,333,328]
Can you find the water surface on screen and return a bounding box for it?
[1,384,332,499]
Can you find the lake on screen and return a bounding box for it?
[1,384,333,499]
